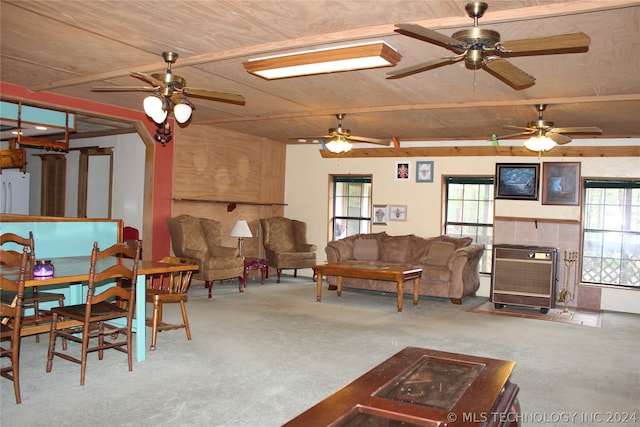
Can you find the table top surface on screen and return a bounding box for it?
[1,256,199,287]
[284,346,517,427]
[315,262,422,279]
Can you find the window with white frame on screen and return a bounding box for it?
[444,176,494,273]
[331,176,372,240]
[582,179,640,288]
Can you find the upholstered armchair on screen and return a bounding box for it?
[260,217,317,283]
[167,214,244,299]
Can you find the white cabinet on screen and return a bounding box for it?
[0,171,30,214]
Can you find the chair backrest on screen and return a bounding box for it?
[260,217,309,252]
[0,247,28,333]
[86,241,141,306]
[123,226,139,240]
[167,214,209,259]
[0,231,35,268]
[147,256,197,294]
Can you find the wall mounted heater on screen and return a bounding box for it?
[491,244,558,314]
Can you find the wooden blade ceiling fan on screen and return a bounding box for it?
[91,52,245,124]
[497,104,602,151]
[291,114,390,152]
[387,2,591,89]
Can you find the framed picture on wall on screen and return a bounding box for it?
[372,205,389,225]
[542,162,581,205]
[389,205,407,221]
[416,161,434,183]
[395,161,410,181]
[495,163,540,200]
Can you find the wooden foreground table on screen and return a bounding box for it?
[315,262,422,312]
[284,346,520,427]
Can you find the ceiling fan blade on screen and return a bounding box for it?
[503,125,533,132]
[288,135,326,142]
[551,126,602,134]
[496,131,533,140]
[130,71,163,86]
[499,32,590,54]
[394,24,464,50]
[482,57,535,89]
[347,135,390,146]
[547,132,572,145]
[182,88,246,105]
[90,85,156,92]
[386,56,461,79]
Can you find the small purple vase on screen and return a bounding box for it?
[33,260,55,277]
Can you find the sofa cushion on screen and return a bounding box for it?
[441,235,473,250]
[352,238,379,261]
[379,235,412,263]
[424,241,456,266]
[407,235,432,263]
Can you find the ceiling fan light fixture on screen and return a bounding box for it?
[325,136,352,154]
[524,135,556,152]
[173,102,193,124]
[143,95,163,118]
[243,41,401,79]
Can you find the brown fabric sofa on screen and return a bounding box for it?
[324,232,484,304]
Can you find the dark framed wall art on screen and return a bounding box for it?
[495,163,540,200]
[542,162,581,205]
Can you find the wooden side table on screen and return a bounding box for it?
[242,257,268,290]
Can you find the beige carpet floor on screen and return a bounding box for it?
[468,301,603,328]
[1,276,638,426]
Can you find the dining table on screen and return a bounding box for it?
[0,256,199,362]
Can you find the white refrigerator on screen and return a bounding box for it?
[1,170,30,214]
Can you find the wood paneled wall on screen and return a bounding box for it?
[170,125,286,259]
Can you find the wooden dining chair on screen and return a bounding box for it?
[0,231,65,342]
[46,240,141,386]
[146,256,197,351]
[0,247,29,404]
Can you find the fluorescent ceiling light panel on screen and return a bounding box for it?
[243,41,401,79]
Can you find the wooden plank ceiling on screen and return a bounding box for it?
[1,0,639,147]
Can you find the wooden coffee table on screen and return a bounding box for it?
[315,262,422,312]
[284,346,520,427]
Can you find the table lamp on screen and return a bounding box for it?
[230,220,253,256]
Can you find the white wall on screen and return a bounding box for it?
[284,138,640,314]
[25,133,145,236]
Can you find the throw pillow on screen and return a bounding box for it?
[424,241,456,266]
[379,235,412,263]
[352,238,379,261]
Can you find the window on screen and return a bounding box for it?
[582,179,640,288]
[331,176,372,240]
[445,176,494,273]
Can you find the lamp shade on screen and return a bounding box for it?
[173,102,192,123]
[230,220,253,238]
[524,135,557,152]
[143,95,163,116]
[325,136,352,154]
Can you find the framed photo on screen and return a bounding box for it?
[542,162,581,205]
[372,205,389,225]
[416,161,434,183]
[495,163,540,200]
[395,161,410,181]
[389,205,407,221]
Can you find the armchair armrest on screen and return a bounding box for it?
[298,243,317,252]
[447,244,485,299]
[182,248,208,262]
[209,245,238,258]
